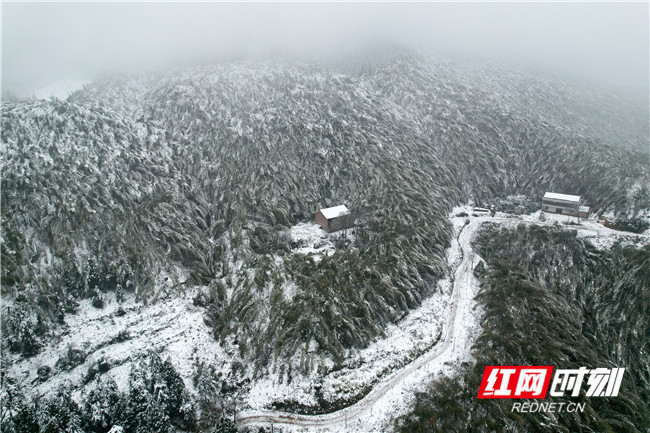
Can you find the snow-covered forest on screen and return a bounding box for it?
[2,49,649,432]
[398,223,650,432]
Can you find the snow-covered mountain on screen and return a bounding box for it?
[1,50,649,432]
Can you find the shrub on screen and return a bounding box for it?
[614,217,649,233]
[55,346,86,371]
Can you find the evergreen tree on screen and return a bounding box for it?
[156,358,195,429]
[135,399,170,433]
[2,307,41,357]
[83,377,126,433]
[125,362,150,433]
[38,389,83,433]
[12,404,39,433]
[194,362,224,431]
[213,416,237,433]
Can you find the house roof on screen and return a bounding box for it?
[579,206,590,213]
[320,205,350,220]
[544,192,581,203]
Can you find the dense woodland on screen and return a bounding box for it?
[1,49,649,432]
[397,224,650,432]
[1,351,224,433]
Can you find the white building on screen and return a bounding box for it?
[542,192,581,216]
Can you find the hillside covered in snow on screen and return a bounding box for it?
[2,50,649,432]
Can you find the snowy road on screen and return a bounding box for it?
[237,217,487,432]
[237,213,650,431]
[237,213,649,432]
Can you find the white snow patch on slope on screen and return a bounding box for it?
[31,80,90,100]
[513,210,650,250]
[289,222,336,260]
[7,290,232,400]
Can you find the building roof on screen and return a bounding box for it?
[579,206,590,213]
[320,205,350,219]
[543,192,581,203]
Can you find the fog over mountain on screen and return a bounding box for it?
[1,3,649,433]
[3,2,649,97]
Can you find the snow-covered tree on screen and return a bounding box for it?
[82,377,126,433]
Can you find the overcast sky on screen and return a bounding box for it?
[2,2,649,96]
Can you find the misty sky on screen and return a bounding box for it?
[2,2,649,96]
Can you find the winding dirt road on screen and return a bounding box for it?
[237,217,486,432]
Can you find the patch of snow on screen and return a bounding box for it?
[31,80,90,100]
[498,209,649,250]
[289,222,336,260]
[7,289,232,400]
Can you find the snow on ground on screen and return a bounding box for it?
[8,206,648,432]
[289,222,355,261]
[246,216,465,414]
[31,80,90,100]
[512,210,649,249]
[239,207,649,432]
[576,219,650,250]
[6,289,233,401]
[290,222,335,259]
[239,213,487,432]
